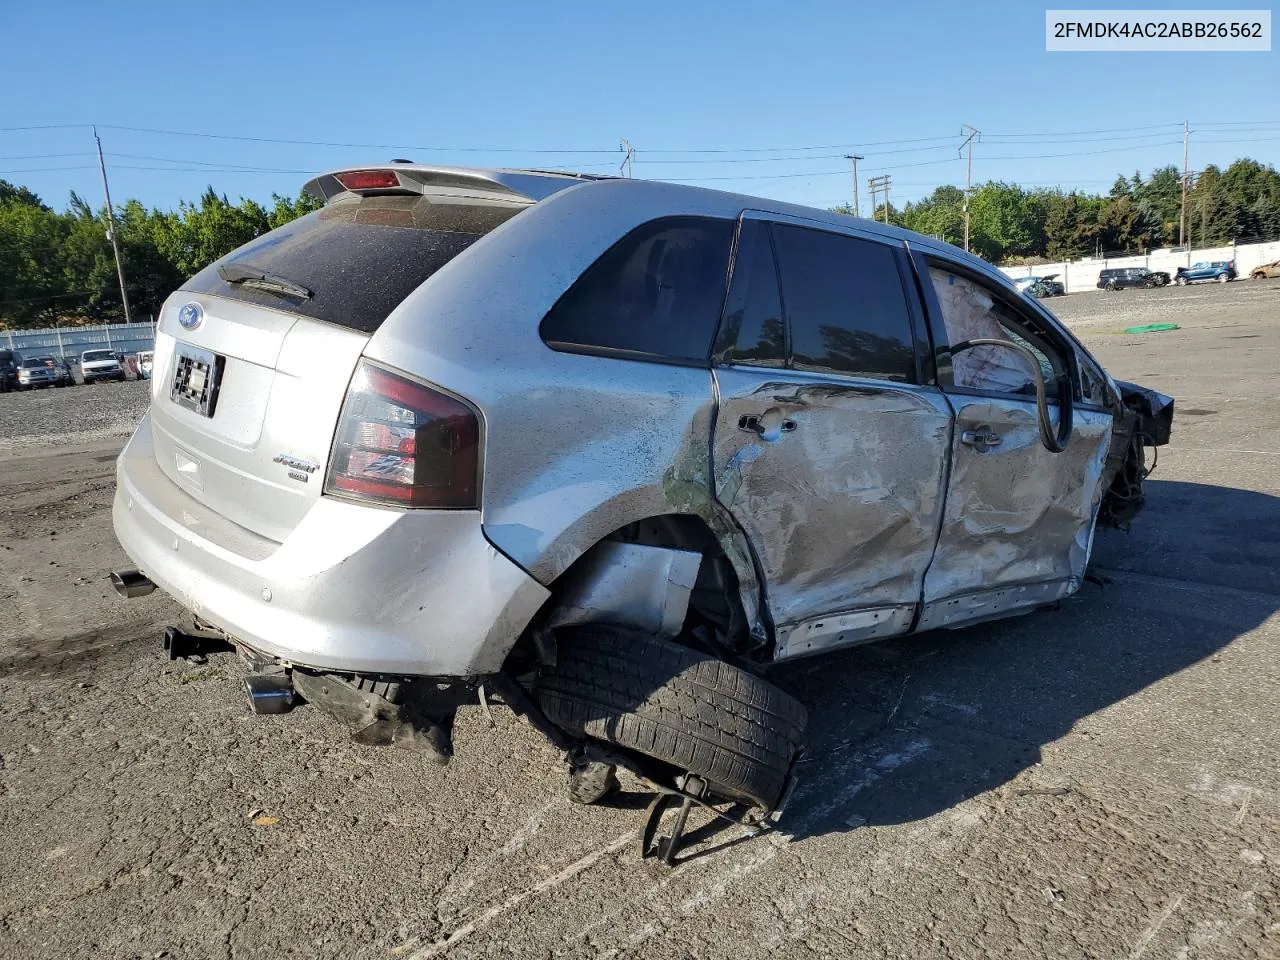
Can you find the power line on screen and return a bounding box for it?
[90,124,971,155]
[981,141,1183,160]
[982,122,1181,137]
[0,123,91,132]
[0,164,99,174]
[982,131,1185,145]
[0,152,95,161]
[113,165,315,174]
[106,152,313,172]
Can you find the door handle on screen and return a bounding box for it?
[960,429,1002,449]
[739,414,797,436]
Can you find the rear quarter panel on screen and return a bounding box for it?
[362,181,763,619]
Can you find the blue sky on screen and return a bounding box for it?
[2,0,1276,212]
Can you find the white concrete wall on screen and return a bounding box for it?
[999,238,1280,293]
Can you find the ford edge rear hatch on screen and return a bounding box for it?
[149,184,527,545]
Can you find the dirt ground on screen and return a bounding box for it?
[1,281,1277,959]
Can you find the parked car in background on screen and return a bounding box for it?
[1098,267,1168,290]
[36,355,72,387]
[16,356,59,389]
[78,348,126,384]
[110,164,1174,837]
[1175,261,1236,284]
[0,350,19,392]
[1249,259,1280,280]
[137,350,154,380]
[1013,274,1065,299]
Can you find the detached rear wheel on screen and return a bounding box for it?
[538,626,807,810]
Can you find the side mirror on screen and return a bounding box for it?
[950,338,1074,453]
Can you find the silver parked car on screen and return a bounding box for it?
[15,355,60,389]
[112,166,1172,858]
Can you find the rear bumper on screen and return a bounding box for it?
[112,414,550,676]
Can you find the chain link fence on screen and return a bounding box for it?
[1,322,156,360]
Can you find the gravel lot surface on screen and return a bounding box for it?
[0,280,1277,959]
[0,379,152,453]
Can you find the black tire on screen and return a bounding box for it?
[538,626,807,809]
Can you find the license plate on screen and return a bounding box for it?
[171,344,224,418]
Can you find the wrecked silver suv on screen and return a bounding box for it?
[111,165,1171,861]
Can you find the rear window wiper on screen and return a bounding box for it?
[217,263,313,300]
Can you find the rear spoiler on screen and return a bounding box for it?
[303,165,609,205]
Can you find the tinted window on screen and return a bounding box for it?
[771,224,916,382]
[541,217,734,365]
[184,195,524,334]
[714,220,785,366]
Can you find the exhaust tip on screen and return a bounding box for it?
[110,569,156,599]
[244,675,295,715]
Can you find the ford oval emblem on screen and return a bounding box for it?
[178,302,204,331]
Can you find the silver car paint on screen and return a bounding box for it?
[149,295,369,543]
[919,401,1111,629]
[114,414,550,675]
[712,368,952,654]
[115,168,1120,676]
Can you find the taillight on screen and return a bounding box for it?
[325,361,480,508]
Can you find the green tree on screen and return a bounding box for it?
[267,190,323,229]
[0,194,68,324]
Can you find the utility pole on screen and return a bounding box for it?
[959,125,980,253]
[844,154,864,217]
[619,138,635,178]
[1180,120,1190,255]
[867,175,892,224]
[93,126,132,324]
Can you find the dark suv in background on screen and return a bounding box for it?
[0,350,20,392]
[1098,267,1170,290]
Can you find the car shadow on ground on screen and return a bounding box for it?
[762,479,1280,843]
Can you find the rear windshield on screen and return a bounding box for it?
[83,350,115,361]
[183,194,525,333]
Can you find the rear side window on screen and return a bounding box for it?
[771,224,917,382]
[183,195,524,333]
[714,220,786,366]
[540,217,734,365]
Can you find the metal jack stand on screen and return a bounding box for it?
[641,774,709,865]
[491,670,799,867]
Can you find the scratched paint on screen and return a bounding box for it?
[922,399,1111,612]
[712,368,953,628]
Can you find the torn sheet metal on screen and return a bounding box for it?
[547,541,701,637]
[917,579,1077,632]
[1115,380,1174,446]
[712,369,952,632]
[920,401,1111,626]
[775,603,915,660]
